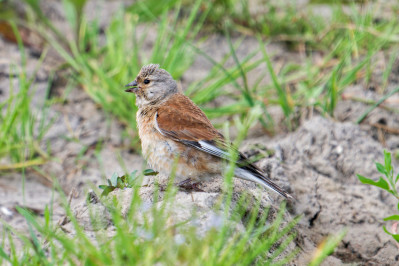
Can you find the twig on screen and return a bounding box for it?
[371,123,399,135]
[0,158,46,170]
[341,93,399,113]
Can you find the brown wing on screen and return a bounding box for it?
[155,93,253,165]
[156,94,293,199]
[155,93,264,166]
[156,93,223,141]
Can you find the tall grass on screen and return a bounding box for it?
[0,108,301,265]
[9,0,398,143]
[17,0,210,148]
[0,23,52,170]
[184,0,399,131]
[0,189,299,265]
[251,1,399,124]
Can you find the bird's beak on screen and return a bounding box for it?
[125,80,138,93]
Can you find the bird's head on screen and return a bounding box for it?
[125,64,178,108]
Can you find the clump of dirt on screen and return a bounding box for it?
[65,175,298,263]
[263,116,397,264]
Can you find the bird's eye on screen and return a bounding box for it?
[144,79,150,84]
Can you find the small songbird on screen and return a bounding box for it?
[125,64,293,199]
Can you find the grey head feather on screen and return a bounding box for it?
[139,64,161,77]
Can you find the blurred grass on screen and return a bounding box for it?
[0,22,52,170]
[0,112,302,265]
[0,188,300,265]
[0,183,341,265]
[0,0,397,161]
[2,0,396,145]
[22,0,210,147]
[186,0,399,130]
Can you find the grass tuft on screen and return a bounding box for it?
[0,22,53,170]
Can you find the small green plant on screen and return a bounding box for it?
[357,150,399,242]
[99,169,158,196]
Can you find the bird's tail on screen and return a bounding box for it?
[234,167,294,200]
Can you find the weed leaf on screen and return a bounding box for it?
[98,185,108,190]
[110,173,118,186]
[383,215,399,221]
[375,163,387,175]
[383,226,399,242]
[115,177,122,188]
[100,186,116,197]
[384,150,392,173]
[356,174,389,191]
[143,169,158,176]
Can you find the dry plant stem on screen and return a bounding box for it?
[58,187,76,227]
[377,128,386,147]
[0,159,46,170]
[316,23,399,43]
[42,187,76,251]
[371,123,399,135]
[341,93,399,113]
[30,167,53,187]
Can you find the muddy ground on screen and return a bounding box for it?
[1,0,399,265]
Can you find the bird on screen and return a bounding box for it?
[125,64,293,199]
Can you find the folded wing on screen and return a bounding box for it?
[155,94,293,199]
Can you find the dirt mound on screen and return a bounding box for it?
[278,116,397,264]
[65,116,398,264]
